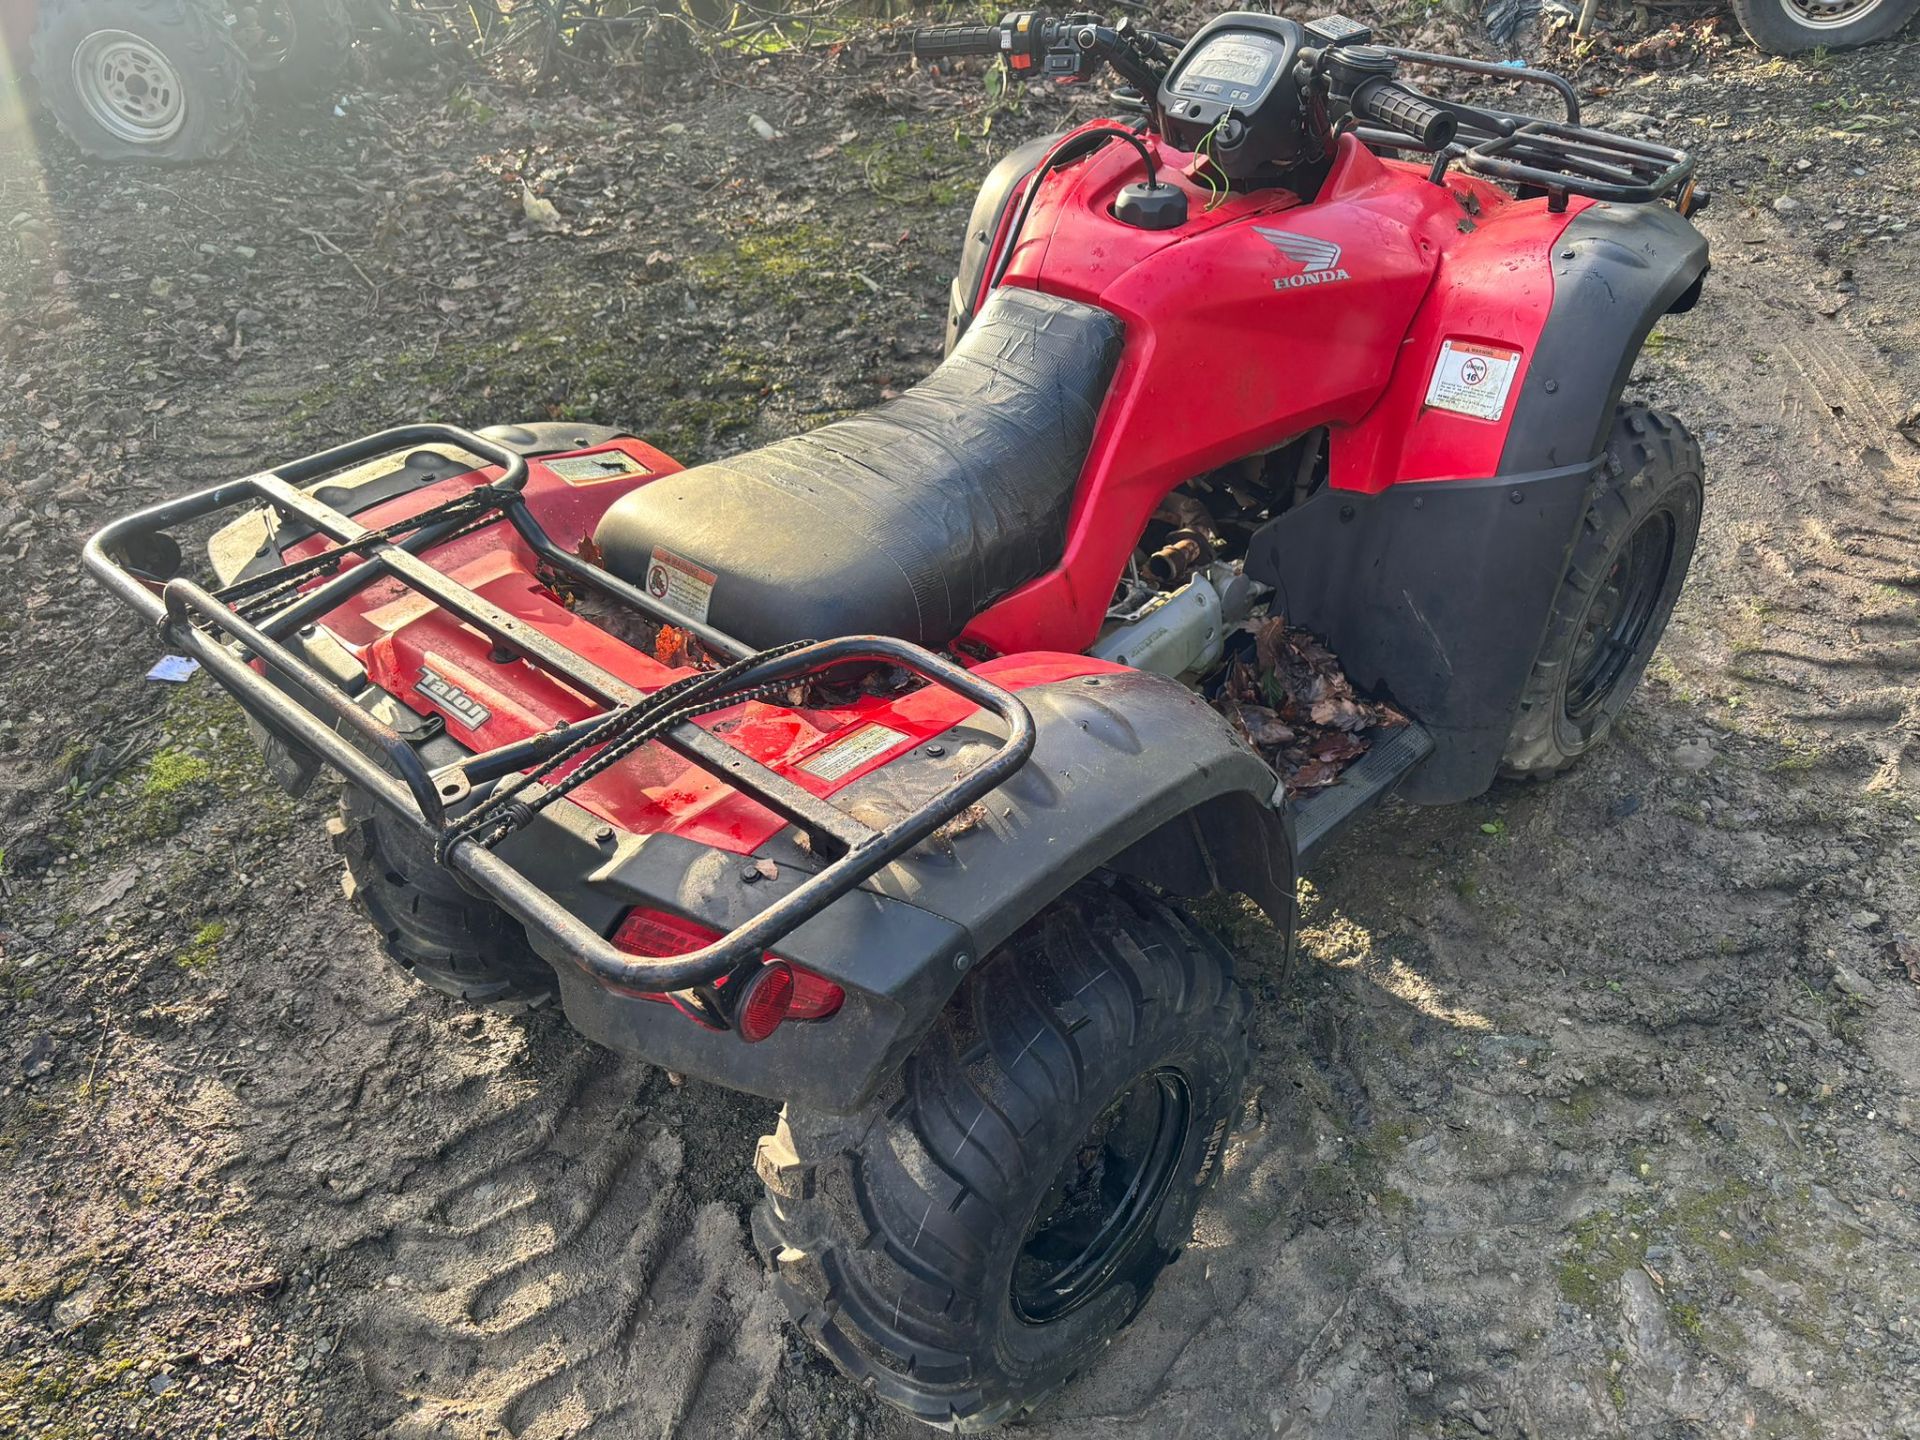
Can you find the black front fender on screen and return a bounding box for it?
[945,130,1067,354]
[1499,201,1708,474]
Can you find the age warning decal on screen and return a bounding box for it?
[1424,339,1523,422]
[644,546,716,623]
[800,724,909,782]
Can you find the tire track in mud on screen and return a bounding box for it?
[134,355,795,1440]
[340,1054,785,1440]
[1674,246,1920,788]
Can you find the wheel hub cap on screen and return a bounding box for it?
[1780,0,1885,26]
[72,28,187,144]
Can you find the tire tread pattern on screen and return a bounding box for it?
[327,784,557,1013]
[1501,404,1703,778]
[32,0,256,161]
[753,878,1249,1432]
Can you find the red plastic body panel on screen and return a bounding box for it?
[958,127,1587,655]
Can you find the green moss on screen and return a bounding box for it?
[125,749,211,840]
[0,1348,147,1440]
[1560,1085,1604,1125]
[686,222,855,314]
[140,750,212,798]
[176,921,226,973]
[1557,1205,1650,1309]
[846,120,984,206]
[68,685,287,851]
[1644,653,1699,703]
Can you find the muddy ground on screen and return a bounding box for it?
[3,15,1919,1440]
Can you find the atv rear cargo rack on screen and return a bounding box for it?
[84,424,1036,996]
[1352,48,1695,208]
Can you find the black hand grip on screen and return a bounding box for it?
[1356,80,1456,149]
[912,23,1004,59]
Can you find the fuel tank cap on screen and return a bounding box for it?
[1113,181,1188,231]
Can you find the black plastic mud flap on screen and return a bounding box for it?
[514,669,1292,1113]
[1247,463,1595,805]
[1249,202,1707,805]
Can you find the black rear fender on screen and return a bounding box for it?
[521,669,1291,1113]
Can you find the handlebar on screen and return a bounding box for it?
[1353,78,1456,150]
[910,21,1006,59]
[910,11,1163,94]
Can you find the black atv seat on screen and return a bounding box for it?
[593,288,1124,652]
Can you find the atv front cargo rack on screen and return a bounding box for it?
[1353,48,1695,208]
[84,424,1036,995]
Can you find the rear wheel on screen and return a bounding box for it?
[33,0,254,161]
[1730,0,1917,52]
[328,785,557,1012]
[1501,404,1702,778]
[753,878,1249,1431]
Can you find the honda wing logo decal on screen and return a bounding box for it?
[1255,227,1352,290]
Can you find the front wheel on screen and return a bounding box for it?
[753,878,1250,1431]
[1730,0,1918,52]
[1501,404,1703,778]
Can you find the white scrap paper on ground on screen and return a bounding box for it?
[146,655,200,683]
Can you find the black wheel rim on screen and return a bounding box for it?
[1011,1068,1191,1325]
[1565,508,1677,723]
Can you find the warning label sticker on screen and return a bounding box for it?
[1423,339,1523,422]
[546,452,650,485]
[643,546,716,624]
[801,724,910,782]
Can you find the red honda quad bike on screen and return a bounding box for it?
[88,11,1708,1430]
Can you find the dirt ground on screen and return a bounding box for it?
[3,14,1919,1440]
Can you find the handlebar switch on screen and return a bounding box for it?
[1324,43,1396,93]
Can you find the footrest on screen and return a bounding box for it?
[1291,721,1435,862]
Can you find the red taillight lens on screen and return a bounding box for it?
[609,907,844,1035]
[786,968,844,1022]
[736,962,795,1043]
[611,907,718,958]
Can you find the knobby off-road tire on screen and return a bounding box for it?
[237,0,353,101]
[753,878,1250,1431]
[1501,404,1703,778]
[33,0,255,161]
[1731,0,1917,53]
[328,785,557,1012]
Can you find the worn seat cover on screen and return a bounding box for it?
[593,287,1124,650]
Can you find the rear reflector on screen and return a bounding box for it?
[736,962,795,1043]
[609,906,844,1036]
